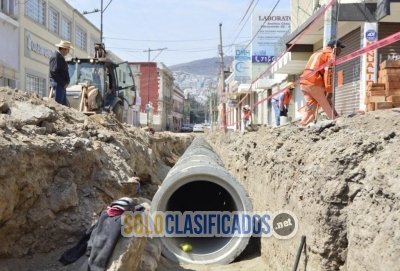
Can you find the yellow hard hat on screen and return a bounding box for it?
[286,82,295,90]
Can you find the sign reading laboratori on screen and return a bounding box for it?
[26,32,54,59]
[251,9,291,64]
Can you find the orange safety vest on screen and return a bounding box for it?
[243,110,251,120]
[300,47,334,91]
[283,90,292,106]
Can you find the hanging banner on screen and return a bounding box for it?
[234,44,252,83]
[251,9,291,79]
[360,22,378,111]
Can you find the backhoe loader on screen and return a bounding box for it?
[61,43,136,122]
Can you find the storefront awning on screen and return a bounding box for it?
[285,3,375,46]
[272,52,313,74]
[0,63,20,81]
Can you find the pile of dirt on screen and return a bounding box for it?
[205,111,400,270]
[0,86,194,270]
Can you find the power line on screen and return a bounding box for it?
[104,37,251,42]
[245,0,281,50]
[226,0,260,54]
[239,0,255,24]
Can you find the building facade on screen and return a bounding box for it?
[157,62,174,131]
[272,0,400,118]
[128,63,141,127]
[20,0,101,97]
[224,0,400,128]
[130,61,174,131]
[0,0,19,88]
[172,85,184,131]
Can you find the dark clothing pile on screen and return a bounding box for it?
[59,204,145,271]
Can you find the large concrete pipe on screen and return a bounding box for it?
[151,137,253,265]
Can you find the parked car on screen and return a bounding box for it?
[180,124,193,132]
[193,124,204,132]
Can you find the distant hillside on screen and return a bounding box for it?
[168,56,234,76]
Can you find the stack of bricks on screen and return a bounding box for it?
[365,60,400,112]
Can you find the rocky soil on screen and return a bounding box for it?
[205,111,400,271]
[0,86,193,270]
[1,85,399,271]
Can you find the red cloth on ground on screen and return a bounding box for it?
[107,206,125,217]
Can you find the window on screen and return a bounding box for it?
[49,8,59,34]
[1,0,16,15]
[26,74,45,97]
[76,27,87,50]
[61,17,71,40]
[26,0,46,25]
[90,39,96,56]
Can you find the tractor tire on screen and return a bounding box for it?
[113,103,123,122]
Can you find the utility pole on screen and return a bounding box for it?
[219,23,227,132]
[143,47,167,127]
[83,0,113,46]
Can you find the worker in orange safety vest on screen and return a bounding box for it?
[298,39,345,127]
[272,82,294,126]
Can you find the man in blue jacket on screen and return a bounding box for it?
[49,40,73,106]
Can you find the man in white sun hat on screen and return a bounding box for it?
[49,40,73,106]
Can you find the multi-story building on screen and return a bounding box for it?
[272,0,400,118]
[172,85,184,131]
[157,62,174,131]
[129,61,174,131]
[225,0,400,128]
[128,63,142,127]
[20,0,101,97]
[0,0,19,88]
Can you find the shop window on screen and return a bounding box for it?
[61,16,71,41]
[26,0,46,25]
[49,8,59,34]
[26,74,45,97]
[76,27,87,50]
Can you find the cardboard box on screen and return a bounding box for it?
[379,68,399,75]
[381,74,400,82]
[386,89,400,96]
[386,95,400,102]
[393,102,400,108]
[369,90,386,96]
[369,96,386,102]
[380,60,400,69]
[385,82,400,90]
[367,103,375,112]
[375,102,393,110]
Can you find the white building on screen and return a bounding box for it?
[0,0,19,88]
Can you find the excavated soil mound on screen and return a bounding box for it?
[205,111,400,270]
[0,86,193,270]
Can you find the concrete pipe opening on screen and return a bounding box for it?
[151,138,253,265]
[166,180,236,255]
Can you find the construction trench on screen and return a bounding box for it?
[0,86,400,271]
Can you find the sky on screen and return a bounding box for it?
[67,0,291,66]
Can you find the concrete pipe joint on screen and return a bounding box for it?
[151,137,253,265]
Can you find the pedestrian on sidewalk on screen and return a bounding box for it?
[298,39,345,127]
[272,82,294,126]
[242,105,251,129]
[49,40,73,106]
